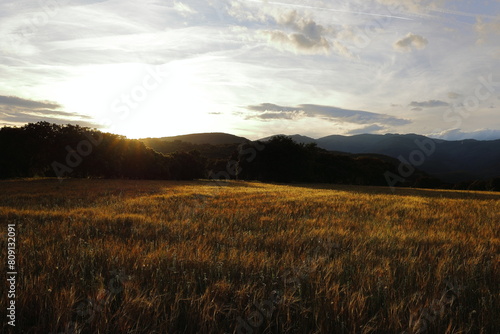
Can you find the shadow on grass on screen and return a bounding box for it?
[1,177,499,202]
[279,182,500,201]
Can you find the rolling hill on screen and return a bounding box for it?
[261,133,500,183]
[143,132,249,145]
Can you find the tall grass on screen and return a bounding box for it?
[0,179,498,333]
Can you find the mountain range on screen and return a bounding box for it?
[278,133,500,183]
[149,132,500,183]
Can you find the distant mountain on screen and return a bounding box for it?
[141,132,441,188]
[144,133,249,145]
[262,133,500,183]
[140,131,500,184]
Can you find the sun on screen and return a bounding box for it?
[40,61,231,139]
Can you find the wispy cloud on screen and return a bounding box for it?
[347,124,386,135]
[246,0,415,21]
[409,100,450,108]
[0,96,62,109]
[475,17,500,44]
[0,95,97,127]
[429,128,500,141]
[376,0,441,13]
[247,103,411,126]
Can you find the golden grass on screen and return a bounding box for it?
[0,179,498,333]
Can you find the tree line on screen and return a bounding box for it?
[233,135,444,187]
[2,122,498,191]
[0,122,441,187]
[0,122,205,180]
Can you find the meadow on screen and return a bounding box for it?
[0,178,498,333]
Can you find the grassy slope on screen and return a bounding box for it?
[0,179,499,333]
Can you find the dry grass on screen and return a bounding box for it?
[0,178,499,333]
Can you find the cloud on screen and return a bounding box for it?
[0,0,498,140]
[447,92,462,99]
[246,103,306,120]
[347,124,386,135]
[376,0,446,13]
[394,33,428,52]
[247,103,301,113]
[0,95,98,127]
[0,95,62,109]
[263,30,330,54]
[429,128,500,141]
[262,10,333,55]
[249,110,305,120]
[173,1,196,16]
[332,40,356,59]
[0,112,98,128]
[475,17,500,44]
[409,100,450,108]
[246,103,411,126]
[301,104,411,125]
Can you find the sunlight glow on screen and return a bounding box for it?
[41,60,231,138]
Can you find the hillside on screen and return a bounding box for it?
[260,134,317,144]
[4,123,498,190]
[143,132,249,145]
[262,133,500,183]
[139,134,442,188]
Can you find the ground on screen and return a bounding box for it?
[0,178,499,333]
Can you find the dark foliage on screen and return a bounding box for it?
[140,138,240,173]
[0,122,206,180]
[313,133,500,183]
[236,136,445,188]
[453,177,500,191]
[5,124,494,190]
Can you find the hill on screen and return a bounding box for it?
[261,133,500,183]
[235,136,442,188]
[3,123,498,190]
[144,132,249,145]
[140,133,442,188]
[259,134,317,144]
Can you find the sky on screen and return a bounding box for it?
[1,0,500,140]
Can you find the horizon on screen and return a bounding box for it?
[134,129,500,142]
[1,1,500,141]
[5,121,500,142]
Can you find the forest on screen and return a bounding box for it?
[0,122,205,180]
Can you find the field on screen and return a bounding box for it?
[1,179,499,333]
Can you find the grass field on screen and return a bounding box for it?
[1,179,499,333]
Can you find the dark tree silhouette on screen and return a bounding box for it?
[3,124,493,190]
[0,122,205,180]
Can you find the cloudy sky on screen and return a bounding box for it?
[1,0,500,140]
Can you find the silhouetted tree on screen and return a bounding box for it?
[0,122,204,180]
